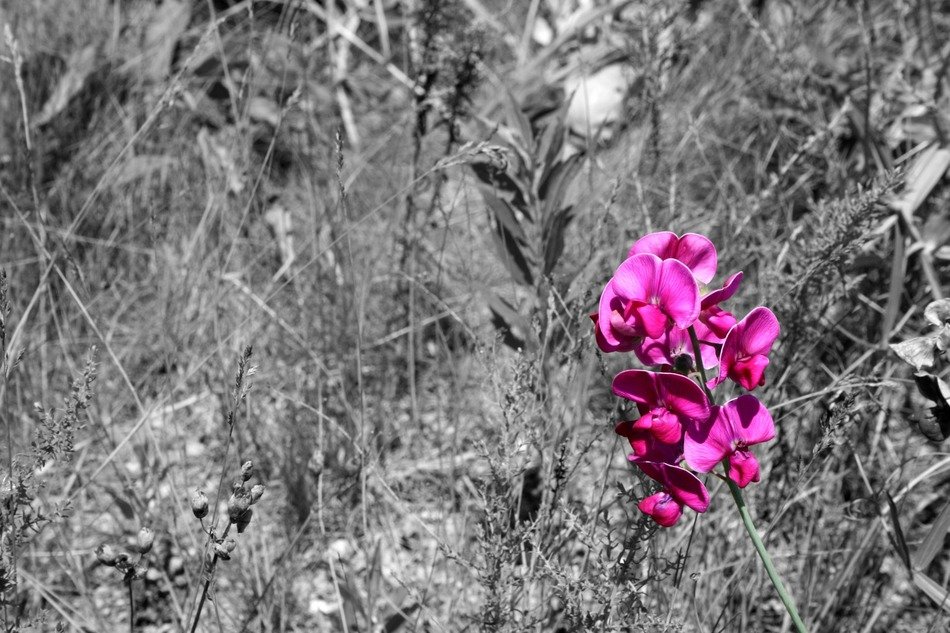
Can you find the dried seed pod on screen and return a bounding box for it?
[235,508,253,534]
[241,460,254,482]
[137,527,155,555]
[191,489,209,519]
[249,483,265,505]
[95,543,119,566]
[223,538,237,553]
[227,490,251,522]
[213,543,231,560]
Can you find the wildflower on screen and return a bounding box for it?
[712,307,780,391]
[596,253,701,352]
[612,369,710,446]
[634,318,720,370]
[684,394,776,487]
[628,231,718,284]
[633,459,710,526]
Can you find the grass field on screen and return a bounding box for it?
[2,1,950,631]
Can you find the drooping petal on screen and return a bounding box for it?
[596,286,639,351]
[701,271,743,309]
[712,322,741,388]
[638,491,682,527]
[673,233,718,284]
[628,231,678,260]
[611,370,659,407]
[655,259,701,328]
[723,394,776,447]
[649,408,685,444]
[727,450,761,488]
[730,354,770,390]
[634,459,710,512]
[654,372,711,423]
[738,307,780,356]
[591,312,629,353]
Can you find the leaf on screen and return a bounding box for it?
[924,299,950,327]
[912,570,950,614]
[485,293,535,351]
[893,143,950,221]
[891,336,937,371]
[912,499,950,570]
[539,153,582,214]
[502,89,535,152]
[542,205,574,277]
[913,373,950,441]
[489,222,534,287]
[480,188,527,243]
[884,492,912,574]
[34,44,100,127]
[112,155,176,187]
[471,162,528,213]
[382,602,420,633]
[141,0,192,83]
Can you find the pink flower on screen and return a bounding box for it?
[629,232,718,285]
[683,395,775,488]
[699,272,743,338]
[711,306,780,391]
[612,370,711,445]
[615,419,682,463]
[633,318,720,370]
[633,459,710,526]
[596,254,700,352]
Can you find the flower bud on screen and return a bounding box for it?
[241,460,253,482]
[249,483,265,505]
[235,508,253,533]
[223,538,237,553]
[191,489,209,519]
[137,527,155,554]
[95,543,119,566]
[227,491,251,522]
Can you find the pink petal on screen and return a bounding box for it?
[701,305,737,340]
[649,408,684,444]
[683,409,733,473]
[634,321,719,369]
[673,233,718,284]
[610,253,660,303]
[634,460,710,512]
[713,323,741,388]
[727,450,761,488]
[616,419,682,461]
[722,394,776,447]
[638,492,682,527]
[738,307,780,356]
[596,286,638,351]
[632,334,671,366]
[629,232,678,260]
[611,370,659,407]
[654,372,711,423]
[632,303,668,339]
[655,259,701,328]
[701,271,743,309]
[730,354,770,390]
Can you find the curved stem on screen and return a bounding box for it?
[726,477,808,633]
[687,326,715,402]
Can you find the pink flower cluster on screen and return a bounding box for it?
[594,232,780,527]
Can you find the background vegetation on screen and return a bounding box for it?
[2,0,950,631]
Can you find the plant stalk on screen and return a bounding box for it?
[687,326,715,401]
[726,477,808,633]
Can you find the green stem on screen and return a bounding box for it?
[726,476,808,633]
[686,326,714,401]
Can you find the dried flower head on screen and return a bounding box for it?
[191,489,209,519]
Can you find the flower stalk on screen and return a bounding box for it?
[726,476,808,633]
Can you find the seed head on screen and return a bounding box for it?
[95,543,119,566]
[191,489,209,519]
[241,460,254,481]
[227,490,251,522]
[249,483,265,504]
[137,527,155,554]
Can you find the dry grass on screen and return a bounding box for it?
[1,0,950,631]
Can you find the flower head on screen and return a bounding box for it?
[612,370,711,446]
[595,254,701,352]
[684,394,775,487]
[629,231,718,285]
[633,458,710,526]
[712,306,780,391]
